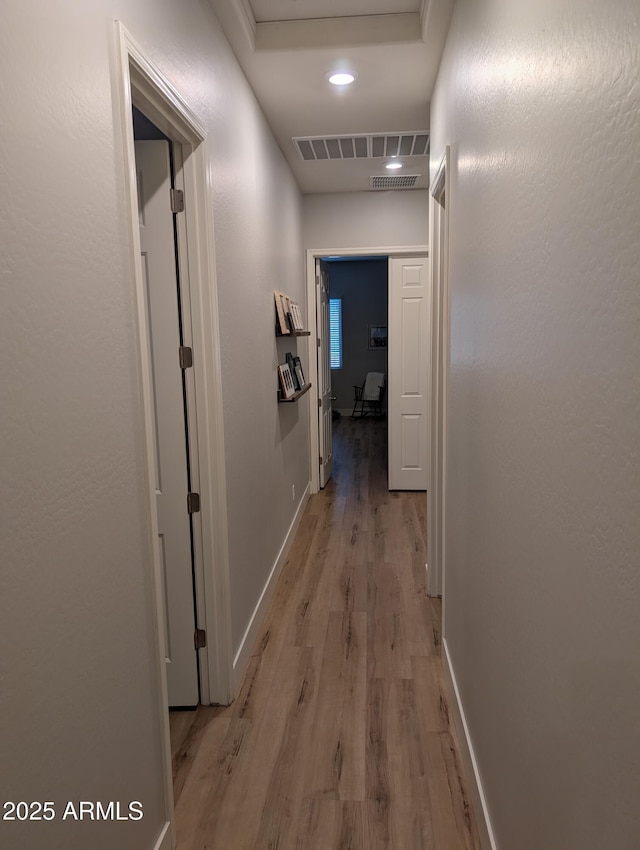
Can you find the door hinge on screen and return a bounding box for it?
[318,398,322,408]
[187,492,200,514]
[179,346,193,369]
[319,456,323,465]
[194,628,207,650]
[170,188,185,213]
[317,338,321,348]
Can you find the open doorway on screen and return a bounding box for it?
[115,24,233,715]
[116,25,236,842]
[315,255,389,490]
[323,256,389,419]
[306,246,430,496]
[132,108,201,708]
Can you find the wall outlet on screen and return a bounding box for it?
[292,484,296,501]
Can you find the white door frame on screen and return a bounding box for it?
[316,260,334,488]
[305,245,429,495]
[427,147,451,601]
[113,26,233,839]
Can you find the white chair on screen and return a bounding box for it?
[351,372,385,419]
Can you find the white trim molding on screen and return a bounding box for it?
[152,822,173,850]
[442,638,498,850]
[427,145,450,602]
[231,484,311,694]
[235,0,257,48]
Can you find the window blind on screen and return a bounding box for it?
[329,298,342,369]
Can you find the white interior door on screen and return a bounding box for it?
[316,259,333,488]
[135,140,199,707]
[388,255,430,490]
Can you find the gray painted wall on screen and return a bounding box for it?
[326,259,388,413]
[303,190,429,251]
[431,1,640,848]
[0,2,305,848]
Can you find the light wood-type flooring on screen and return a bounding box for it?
[170,416,482,849]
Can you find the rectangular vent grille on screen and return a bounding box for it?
[293,132,429,162]
[370,174,421,190]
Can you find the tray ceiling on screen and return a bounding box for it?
[249,0,420,23]
[208,0,454,193]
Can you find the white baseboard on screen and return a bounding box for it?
[152,821,173,850]
[442,637,498,850]
[231,483,311,695]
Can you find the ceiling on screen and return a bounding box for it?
[207,0,454,194]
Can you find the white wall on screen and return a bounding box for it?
[303,190,429,250]
[431,2,640,848]
[0,2,305,848]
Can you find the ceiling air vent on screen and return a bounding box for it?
[293,132,429,162]
[370,133,429,158]
[370,174,421,190]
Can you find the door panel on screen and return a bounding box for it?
[401,298,422,393]
[388,255,429,490]
[136,140,199,707]
[401,414,422,469]
[317,259,333,488]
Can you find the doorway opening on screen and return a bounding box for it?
[117,25,233,707]
[315,255,389,490]
[306,246,430,497]
[132,109,201,709]
[115,25,235,842]
[323,256,389,419]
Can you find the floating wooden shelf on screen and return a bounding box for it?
[276,329,311,337]
[278,383,312,403]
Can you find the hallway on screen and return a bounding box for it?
[170,417,482,849]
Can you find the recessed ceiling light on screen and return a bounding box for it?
[326,71,356,86]
[385,160,403,170]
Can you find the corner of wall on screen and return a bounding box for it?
[442,638,498,850]
[230,482,311,695]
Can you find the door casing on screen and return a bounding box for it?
[428,147,451,603]
[114,25,234,845]
[316,259,334,488]
[305,245,429,496]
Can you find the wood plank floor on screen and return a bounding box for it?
[170,416,482,849]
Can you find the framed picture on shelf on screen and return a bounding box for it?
[286,352,300,391]
[291,303,303,331]
[284,295,297,332]
[274,291,290,334]
[368,325,388,349]
[278,363,296,399]
[294,356,305,389]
